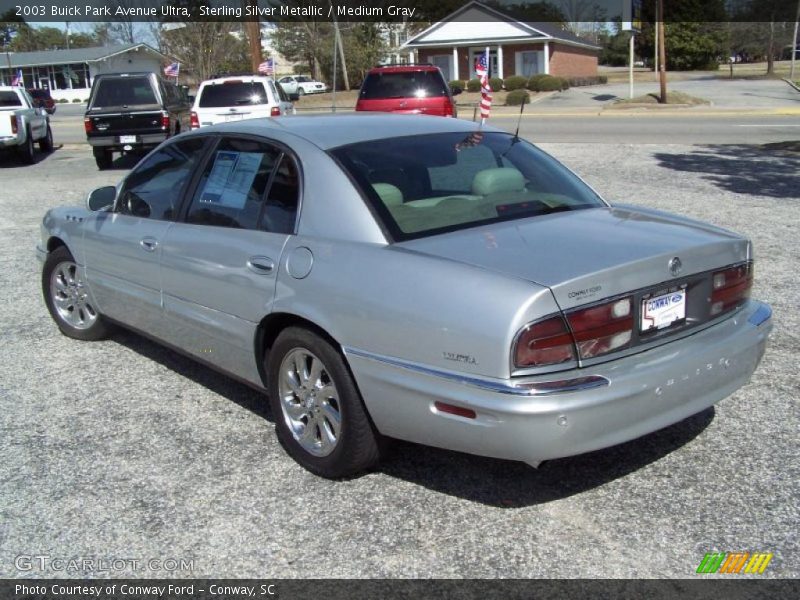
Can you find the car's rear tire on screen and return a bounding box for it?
[39,124,53,153]
[18,128,35,164]
[93,147,112,170]
[267,327,383,478]
[42,246,110,341]
[297,88,305,96]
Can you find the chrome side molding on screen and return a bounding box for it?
[344,347,609,397]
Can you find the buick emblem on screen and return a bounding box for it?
[669,257,683,277]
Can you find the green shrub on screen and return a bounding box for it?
[448,79,466,90]
[526,74,563,92]
[72,98,82,103]
[488,77,503,91]
[503,75,528,91]
[505,89,530,105]
[599,75,608,84]
[564,75,610,87]
[57,98,68,103]
[559,77,570,90]
[466,78,481,92]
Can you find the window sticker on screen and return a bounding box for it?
[200,151,262,209]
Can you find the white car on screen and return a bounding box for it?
[190,76,294,130]
[0,86,53,163]
[278,75,327,96]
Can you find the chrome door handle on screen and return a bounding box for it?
[247,256,275,274]
[140,237,158,252]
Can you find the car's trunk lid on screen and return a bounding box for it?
[397,206,750,311]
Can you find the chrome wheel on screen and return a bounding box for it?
[49,261,98,330]
[278,348,341,457]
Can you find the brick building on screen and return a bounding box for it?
[402,1,599,81]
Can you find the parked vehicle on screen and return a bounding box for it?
[191,76,294,130]
[277,75,327,96]
[84,72,191,170]
[38,115,772,478]
[356,64,460,117]
[27,88,56,114]
[0,86,53,163]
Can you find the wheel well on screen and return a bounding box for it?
[254,313,340,387]
[46,236,66,252]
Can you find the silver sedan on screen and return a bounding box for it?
[37,115,773,478]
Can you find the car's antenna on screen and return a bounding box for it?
[513,96,526,141]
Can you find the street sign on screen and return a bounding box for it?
[622,0,643,33]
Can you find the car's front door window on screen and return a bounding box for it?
[118,138,208,220]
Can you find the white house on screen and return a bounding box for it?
[0,43,168,102]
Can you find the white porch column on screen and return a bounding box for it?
[452,46,459,81]
[497,44,504,79]
[544,41,550,75]
[408,50,415,64]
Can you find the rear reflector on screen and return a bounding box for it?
[567,297,634,360]
[434,401,476,419]
[514,315,576,368]
[711,262,752,316]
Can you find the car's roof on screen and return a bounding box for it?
[199,75,275,86]
[367,65,441,74]
[190,113,497,150]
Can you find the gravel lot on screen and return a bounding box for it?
[0,141,797,579]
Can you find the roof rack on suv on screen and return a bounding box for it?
[373,62,434,68]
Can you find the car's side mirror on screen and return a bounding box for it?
[288,92,300,102]
[450,86,463,96]
[86,186,116,211]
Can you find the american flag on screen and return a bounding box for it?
[258,59,274,75]
[10,69,22,86]
[163,62,180,77]
[455,131,484,151]
[474,52,493,121]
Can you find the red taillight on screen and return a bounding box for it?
[190,111,199,129]
[83,117,92,134]
[567,297,634,360]
[10,114,17,134]
[711,262,752,316]
[514,315,576,368]
[270,106,281,117]
[443,99,455,117]
[161,112,170,130]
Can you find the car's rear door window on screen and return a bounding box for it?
[186,137,298,232]
[198,82,269,108]
[359,71,448,99]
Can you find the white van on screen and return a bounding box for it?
[191,75,294,129]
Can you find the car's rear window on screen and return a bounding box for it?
[90,76,157,108]
[0,91,22,107]
[331,132,605,241]
[359,71,448,100]
[198,82,270,108]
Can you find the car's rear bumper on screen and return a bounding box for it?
[0,135,23,148]
[87,133,167,148]
[346,300,772,466]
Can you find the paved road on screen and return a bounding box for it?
[0,142,797,578]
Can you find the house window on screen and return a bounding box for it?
[429,55,452,81]
[516,51,544,77]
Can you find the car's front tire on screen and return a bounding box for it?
[42,246,110,341]
[39,125,53,153]
[267,327,383,478]
[93,147,112,170]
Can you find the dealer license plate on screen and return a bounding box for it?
[641,290,686,332]
[224,114,244,121]
[119,135,137,144]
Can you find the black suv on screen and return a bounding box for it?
[84,72,191,169]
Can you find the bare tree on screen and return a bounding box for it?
[160,22,250,81]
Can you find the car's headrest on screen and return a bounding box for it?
[372,183,404,207]
[471,168,525,196]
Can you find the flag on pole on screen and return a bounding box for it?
[474,52,492,121]
[11,69,22,86]
[164,62,180,77]
[258,58,274,75]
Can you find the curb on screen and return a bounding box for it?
[782,78,800,93]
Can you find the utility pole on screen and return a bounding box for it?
[792,0,800,81]
[653,8,658,82]
[657,0,667,103]
[243,0,262,74]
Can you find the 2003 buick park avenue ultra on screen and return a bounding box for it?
[37,115,773,478]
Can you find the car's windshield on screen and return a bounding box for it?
[90,76,157,108]
[359,71,448,99]
[331,132,605,241]
[198,82,269,107]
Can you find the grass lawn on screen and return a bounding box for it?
[613,91,710,106]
